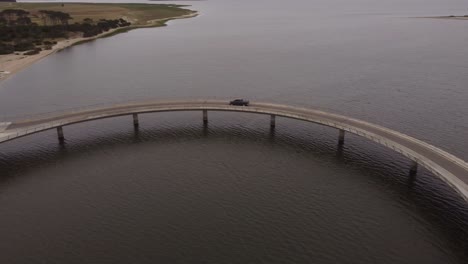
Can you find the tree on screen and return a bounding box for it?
[83,18,93,24]
[0,9,29,25]
[56,11,72,25]
[38,10,50,25]
[16,16,32,25]
[39,10,72,26]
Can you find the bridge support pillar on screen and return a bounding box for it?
[203,110,208,125]
[57,126,64,142]
[270,115,276,128]
[133,114,139,128]
[338,129,345,145]
[410,161,418,175]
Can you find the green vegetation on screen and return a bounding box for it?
[0,9,132,54]
[0,3,192,25]
[0,3,194,55]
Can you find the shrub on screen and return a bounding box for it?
[0,43,15,55]
[83,27,102,37]
[14,41,35,51]
[24,47,42,55]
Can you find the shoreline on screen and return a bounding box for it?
[0,11,198,82]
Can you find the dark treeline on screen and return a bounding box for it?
[0,9,131,55]
[38,10,72,26]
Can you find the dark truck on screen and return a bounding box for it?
[229,99,250,106]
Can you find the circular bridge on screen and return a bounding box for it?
[1,99,467,202]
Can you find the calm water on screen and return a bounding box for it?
[0,0,467,263]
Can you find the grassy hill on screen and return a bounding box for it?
[0,3,194,25]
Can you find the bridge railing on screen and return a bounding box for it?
[0,99,144,123]
[2,99,466,169]
[0,97,242,123]
[0,120,66,142]
[0,96,326,123]
[321,118,468,169]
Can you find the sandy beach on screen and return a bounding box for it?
[0,12,197,82]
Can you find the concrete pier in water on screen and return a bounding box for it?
[270,115,276,128]
[57,126,64,141]
[133,114,139,128]
[338,129,345,145]
[203,110,208,125]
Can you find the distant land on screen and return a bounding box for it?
[0,0,16,2]
[421,15,468,20]
[436,15,468,20]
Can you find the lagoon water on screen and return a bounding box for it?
[0,0,468,263]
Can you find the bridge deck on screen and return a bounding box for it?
[1,100,467,201]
